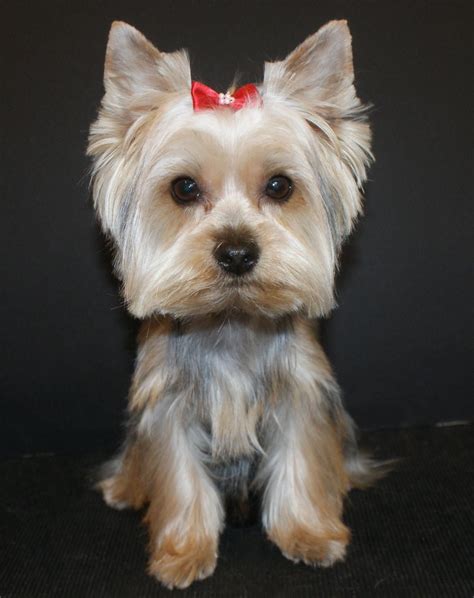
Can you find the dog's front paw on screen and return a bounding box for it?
[149,535,218,589]
[268,523,349,568]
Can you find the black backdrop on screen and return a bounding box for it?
[2,0,472,457]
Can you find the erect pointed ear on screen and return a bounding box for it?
[263,20,361,120]
[88,23,192,241]
[103,21,191,115]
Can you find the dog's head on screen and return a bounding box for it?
[88,21,372,319]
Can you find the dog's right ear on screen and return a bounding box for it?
[87,23,190,244]
[102,22,191,121]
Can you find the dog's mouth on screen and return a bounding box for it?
[218,275,266,304]
[204,273,258,308]
[216,277,292,314]
[220,276,254,289]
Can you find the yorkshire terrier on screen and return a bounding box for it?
[88,19,380,589]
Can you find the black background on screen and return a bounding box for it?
[2,0,472,457]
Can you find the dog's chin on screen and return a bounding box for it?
[223,284,304,318]
[128,278,308,320]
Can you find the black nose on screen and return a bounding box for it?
[213,240,260,276]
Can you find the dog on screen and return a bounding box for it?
[87,19,380,589]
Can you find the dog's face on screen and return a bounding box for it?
[88,21,371,319]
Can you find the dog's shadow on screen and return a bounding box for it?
[319,184,375,351]
[91,224,139,358]
[319,234,360,349]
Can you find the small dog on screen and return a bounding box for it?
[88,20,379,589]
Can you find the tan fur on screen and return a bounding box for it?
[88,20,379,589]
[129,317,173,411]
[143,416,224,588]
[258,399,351,566]
[147,533,218,589]
[98,438,149,510]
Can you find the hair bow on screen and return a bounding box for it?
[191,81,262,112]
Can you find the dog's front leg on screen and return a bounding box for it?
[258,400,350,567]
[144,414,224,589]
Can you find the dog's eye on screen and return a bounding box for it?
[264,175,293,202]
[171,177,201,204]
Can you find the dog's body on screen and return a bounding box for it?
[88,20,378,588]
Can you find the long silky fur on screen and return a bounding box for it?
[88,20,383,590]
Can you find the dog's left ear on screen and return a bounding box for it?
[264,21,372,243]
[263,20,362,121]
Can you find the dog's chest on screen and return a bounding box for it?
[169,315,293,456]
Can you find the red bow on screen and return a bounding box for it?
[191,81,262,112]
